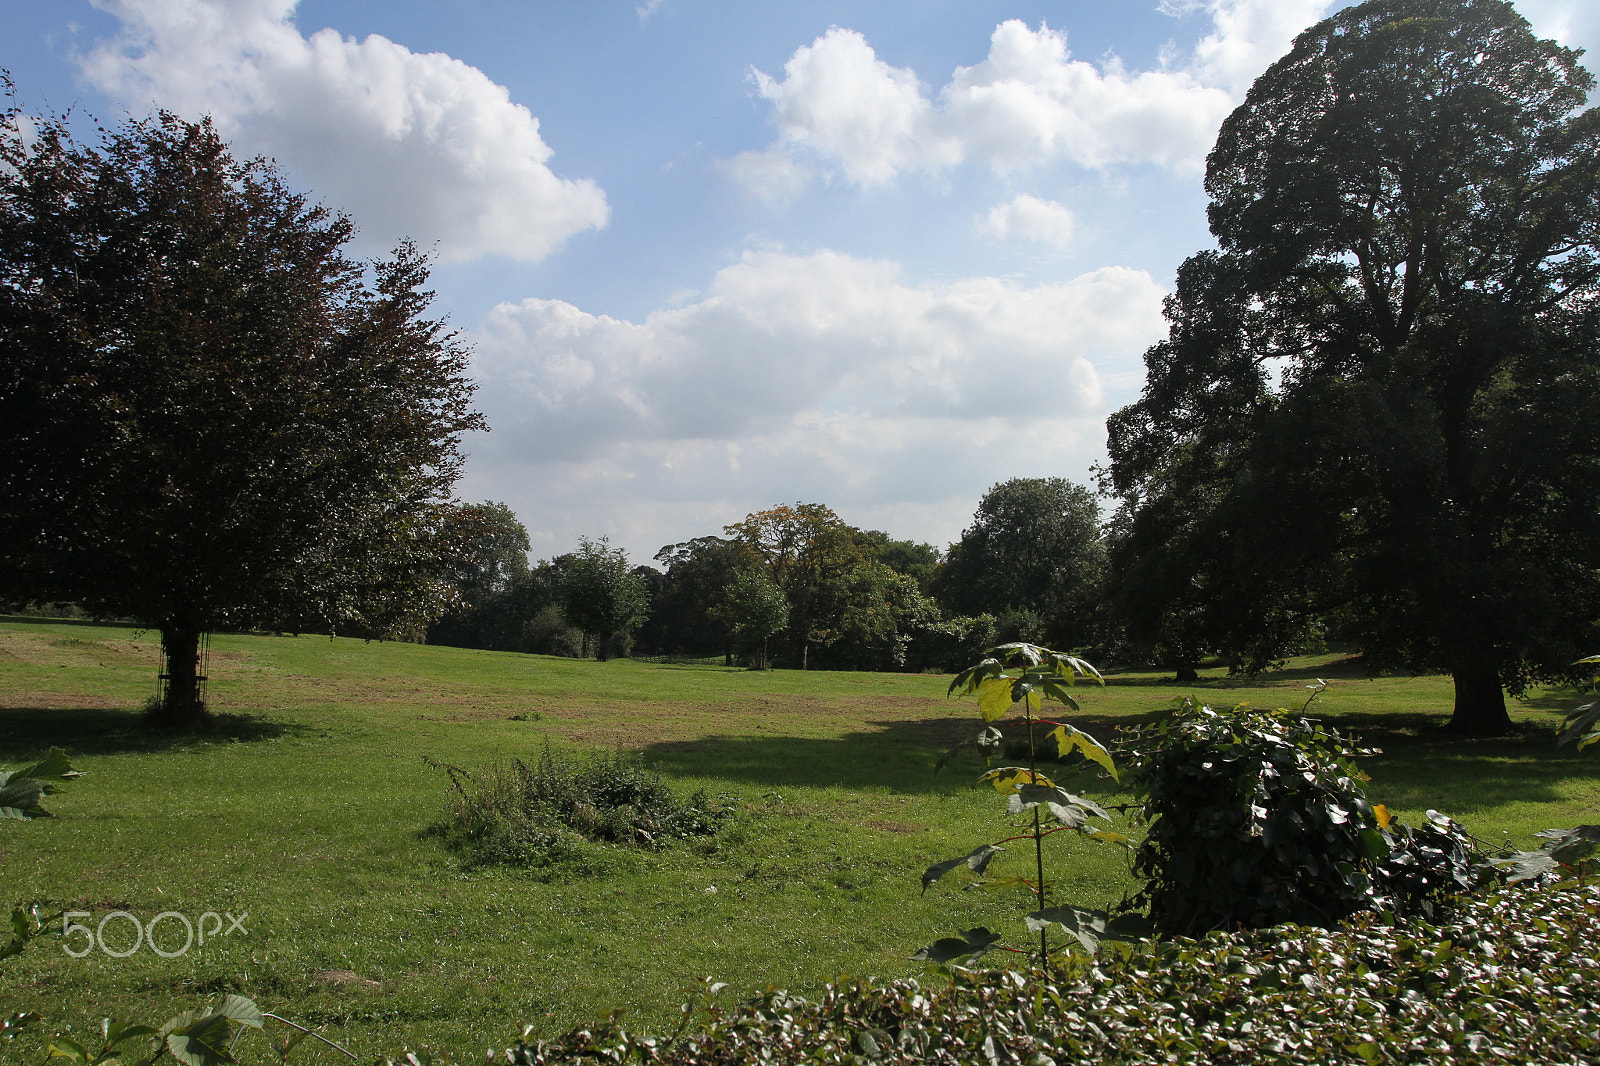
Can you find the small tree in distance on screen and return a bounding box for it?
[721,567,789,670]
[562,537,649,661]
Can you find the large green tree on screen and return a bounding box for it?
[719,567,790,670]
[0,104,482,727]
[1104,0,1600,734]
[934,477,1106,650]
[640,536,756,660]
[426,502,532,650]
[725,502,927,669]
[562,537,649,661]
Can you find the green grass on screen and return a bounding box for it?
[1,617,1596,1061]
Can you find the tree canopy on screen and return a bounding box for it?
[935,477,1106,650]
[562,537,649,661]
[1103,0,1600,733]
[0,103,483,726]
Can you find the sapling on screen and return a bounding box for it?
[915,643,1129,968]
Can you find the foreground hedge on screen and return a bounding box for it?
[452,884,1600,1066]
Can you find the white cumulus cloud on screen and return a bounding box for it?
[750,27,962,187]
[732,15,1243,193]
[463,249,1167,558]
[1174,0,1337,95]
[976,194,1077,249]
[79,0,608,262]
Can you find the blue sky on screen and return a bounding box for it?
[4,0,1598,565]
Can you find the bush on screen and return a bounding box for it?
[1121,697,1497,935]
[519,605,584,657]
[429,747,728,868]
[419,883,1600,1066]
[1122,698,1385,933]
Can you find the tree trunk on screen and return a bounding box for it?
[596,629,613,662]
[1447,660,1513,735]
[151,621,207,729]
[1174,660,1199,684]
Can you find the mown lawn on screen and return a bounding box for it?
[1,617,1596,1060]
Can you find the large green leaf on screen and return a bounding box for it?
[979,767,1054,793]
[1007,784,1108,828]
[44,1036,90,1064]
[1558,700,1600,751]
[990,643,1043,665]
[1046,724,1118,781]
[164,1010,237,1066]
[976,676,1019,722]
[948,658,1003,697]
[921,844,1002,893]
[15,747,78,782]
[215,995,263,1029]
[0,779,48,818]
[1025,906,1108,954]
[910,926,1003,965]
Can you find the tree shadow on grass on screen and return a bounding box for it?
[641,707,1600,815]
[1328,711,1600,816]
[0,705,309,759]
[1101,655,1378,689]
[640,712,1145,796]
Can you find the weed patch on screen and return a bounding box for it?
[428,747,730,869]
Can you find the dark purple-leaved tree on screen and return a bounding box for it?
[0,94,484,728]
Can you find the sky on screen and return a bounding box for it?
[3,0,1598,567]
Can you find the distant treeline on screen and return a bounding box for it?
[425,477,1112,672]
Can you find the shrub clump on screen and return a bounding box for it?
[430,747,728,868]
[396,883,1599,1065]
[1121,699,1498,935]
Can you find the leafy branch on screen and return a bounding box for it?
[915,643,1127,968]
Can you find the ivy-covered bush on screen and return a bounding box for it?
[392,883,1599,1066]
[1121,698,1496,934]
[1122,698,1386,933]
[1375,808,1501,918]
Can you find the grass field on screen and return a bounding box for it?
[2,617,1597,1060]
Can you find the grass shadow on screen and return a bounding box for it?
[642,706,1600,817]
[641,713,1144,795]
[1101,654,1377,688]
[0,705,311,759]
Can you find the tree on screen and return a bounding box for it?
[427,502,532,650]
[640,537,756,661]
[867,534,942,594]
[934,478,1106,650]
[0,101,483,728]
[562,537,649,661]
[725,503,879,668]
[720,567,789,670]
[1104,0,1600,734]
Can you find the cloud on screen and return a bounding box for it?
[976,194,1077,249]
[716,145,815,204]
[464,249,1167,559]
[751,27,961,186]
[1174,0,1337,95]
[941,20,1231,174]
[1516,0,1600,63]
[732,16,1237,192]
[79,0,608,263]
